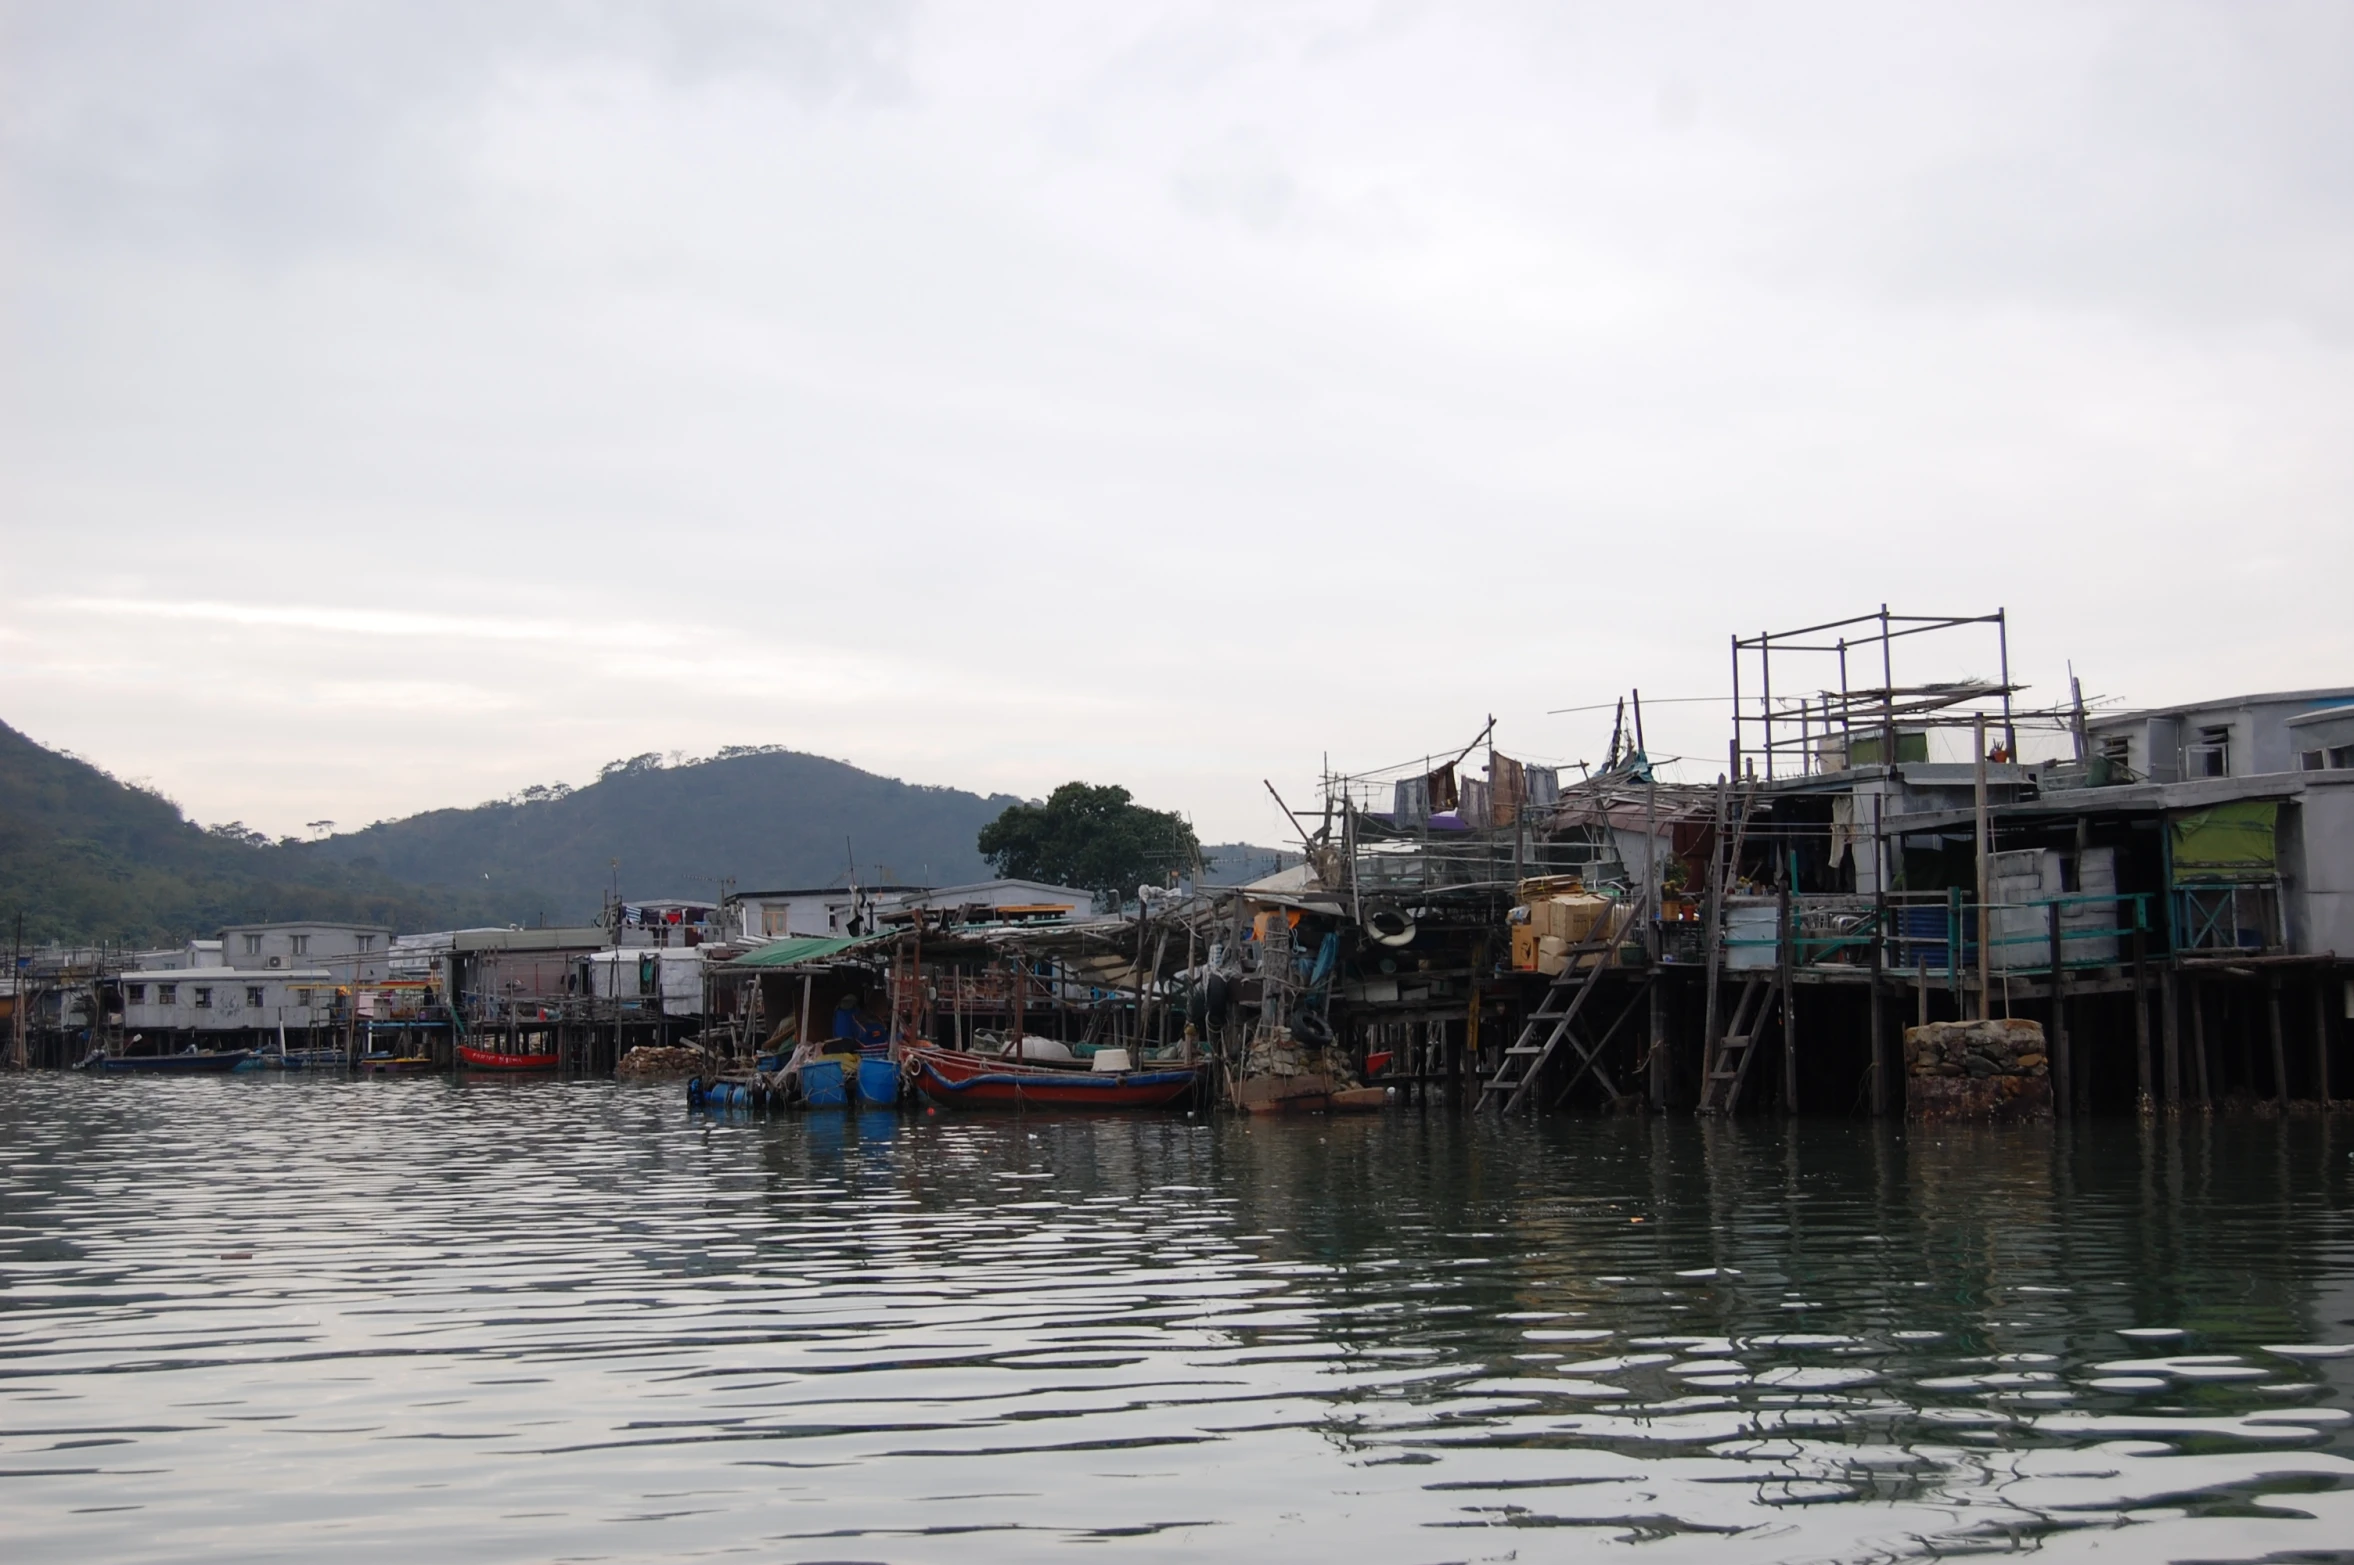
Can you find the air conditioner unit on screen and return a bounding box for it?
[268,956,283,968]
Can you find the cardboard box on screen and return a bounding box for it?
[1511,924,1541,972]
[1549,894,1611,945]
[1537,934,1569,976]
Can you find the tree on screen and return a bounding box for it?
[977,783,1199,904]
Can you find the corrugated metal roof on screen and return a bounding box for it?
[723,933,890,970]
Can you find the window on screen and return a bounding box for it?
[125,984,146,1003]
[158,984,177,1004]
[2192,725,2231,778]
[242,933,262,955]
[246,986,265,1007]
[193,987,212,1008]
[293,988,313,1007]
[2333,745,2354,770]
[356,934,375,951]
[2302,750,2327,771]
[290,934,310,955]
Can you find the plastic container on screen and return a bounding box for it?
[802,1060,848,1107]
[856,1057,900,1107]
[1724,900,1780,971]
[1091,1048,1133,1074]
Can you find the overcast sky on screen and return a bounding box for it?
[3,1,2349,844]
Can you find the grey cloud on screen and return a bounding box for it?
[1,0,915,258]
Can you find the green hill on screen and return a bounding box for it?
[1,723,1293,943]
[0,720,495,946]
[302,748,1025,922]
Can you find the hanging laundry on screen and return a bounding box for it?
[1489,753,1528,826]
[1393,776,1431,824]
[1828,794,1856,876]
[1425,762,1459,814]
[1461,777,1493,829]
[1525,766,1560,811]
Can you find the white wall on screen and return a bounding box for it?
[121,970,336,1033]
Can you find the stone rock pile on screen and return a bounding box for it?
[1903,1019,2052,1122]
[615,1044,708,1081]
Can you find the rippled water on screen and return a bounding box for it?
[4,1078,2352,1563]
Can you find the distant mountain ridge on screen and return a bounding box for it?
[302,748,1025,922]
[0,720,496,945]
[1,722,1300,941]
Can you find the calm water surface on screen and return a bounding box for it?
[3,1077,2352,1563]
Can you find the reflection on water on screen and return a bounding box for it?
[3,1076,2351,1562]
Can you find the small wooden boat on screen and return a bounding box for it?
[1235,1070,1355,1114]
[457,1041,559,1072]
[1231,1025,1387,1114]
[904,1042,1204,1111]
[81,1048,254,1074]
[359,1053,437,1076]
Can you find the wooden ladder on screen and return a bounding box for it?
[1694,776,1766,1116]
[1481,884,1649,1114]
[1699,974,1780,1114]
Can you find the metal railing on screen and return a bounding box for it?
[1713,890,2159,977]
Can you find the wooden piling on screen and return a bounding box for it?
[1778,880,1797,1115]
[1647,975,1667,1110]
[2047,903,2072,1117]
[1869,963,1889,1118]
[2161,965,2182,1106]
[2130,926,2153,1110]
[2190,978,2212,1105]
[2268,976,2289,1110]
[2317,976,2334,1106]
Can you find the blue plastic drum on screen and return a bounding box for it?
[856,1056,900,1108]
[802,1060,848,1107]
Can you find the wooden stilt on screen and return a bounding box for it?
[2131,926,2153,1110]
[2048,903,2073,1117]
[1779,880,1797,1115]
[2268,976,2289,1110]
[2160,965,2182,1107]
[1870,892,1889,1117]
[2317,975,2334,1106]
[2190,978,2211,1105]
[1869,973,1889,1118]
[1647,975,1667,1110]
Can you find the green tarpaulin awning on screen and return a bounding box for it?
[2169,800,2278,883]
[722,933,890,970]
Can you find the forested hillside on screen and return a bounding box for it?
[303,748,1024,921]
[2,723,1294,942]
[0,721,493,945]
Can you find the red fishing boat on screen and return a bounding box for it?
[903,1042,1204,1111]
[458,1042,560,1072]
